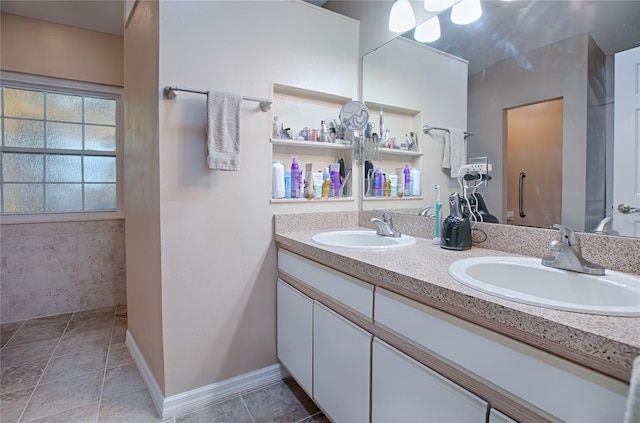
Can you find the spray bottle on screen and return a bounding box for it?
[433,184,442,245]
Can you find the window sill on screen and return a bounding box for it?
[0,212,124,225]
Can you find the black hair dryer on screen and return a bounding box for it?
[441,192,472,250]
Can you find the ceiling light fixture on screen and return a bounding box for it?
[451,0,482,25]
[389,0,416,33]
[423,0,456,13]
[414,16,441,43]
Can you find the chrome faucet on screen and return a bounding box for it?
[541,224,605,275]
[370,211,401,238]
[418,206,434,217]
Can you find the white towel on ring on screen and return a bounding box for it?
[624,355,640,423]
[441,128,467,178]
[207,91,241,170]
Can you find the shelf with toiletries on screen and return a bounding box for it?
[378,147,423,158]
[270,83,355,204]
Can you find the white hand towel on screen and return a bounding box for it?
[624,355,640,423]
[207,91,242,171]
[441,128,467,178]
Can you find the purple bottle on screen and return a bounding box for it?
[290,157,300,198]
[403,164,411,197]
[373,167,382,197]
[330,163,340,197]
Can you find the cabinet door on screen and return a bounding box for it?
[313,302,371,423]
[372,338,488,423]
[277,279,313,395]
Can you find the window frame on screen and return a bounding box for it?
[0,71,124,224]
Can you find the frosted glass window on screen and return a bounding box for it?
[85,125,116,151]
[85,97,116,125]
[46,184,82,212]
[84,156,116,182]
[46,122,83,150]
[2,153,44,182]
[4,88,44,119]
[4,119,45,148]
[3,183,44,213]
[46,155,82,182]
[1,78,119,215]
[85,183,116,211]
[47,93,82,122]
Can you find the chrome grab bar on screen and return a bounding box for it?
[519,172,526,218]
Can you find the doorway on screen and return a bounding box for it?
[505,99,563,228]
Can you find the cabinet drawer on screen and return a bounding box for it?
[278,249,373,318]
[374,288,629,422]
[372,338,488,422]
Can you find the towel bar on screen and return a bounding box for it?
[162,86,272,112]
[423,124,472,139]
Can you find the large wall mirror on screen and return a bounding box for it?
[359,0,640,238]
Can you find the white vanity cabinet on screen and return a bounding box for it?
[372,338,488,422]
[276,279,313,395]
[314,302,371,423]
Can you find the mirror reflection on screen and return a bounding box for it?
[361,0,640,238]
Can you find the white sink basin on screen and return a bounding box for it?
[311,230,416,250]
[449,256,640,316]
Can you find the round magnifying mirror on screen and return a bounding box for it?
[339,101,369,131]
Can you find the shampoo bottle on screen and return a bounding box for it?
[272,160,285,199]
[290,157,299,198]
[389,174,398,197]
[403,164,411,197]
[411,168,421,196]
[284,172,291,199]
[330,163,341,197]
[373,167,382,197]
[383,174,391,197]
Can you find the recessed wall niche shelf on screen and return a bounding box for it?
[270,83,355,203]
[378,147,423,158]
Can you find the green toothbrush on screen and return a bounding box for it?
[434,184,442,243]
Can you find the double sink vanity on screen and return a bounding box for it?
[274,211,639,423]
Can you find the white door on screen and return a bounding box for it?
[276,280,313,396]
[313,302,371,423]
[613,46,640,236]
[372,338,488,422]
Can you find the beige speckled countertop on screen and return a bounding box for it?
[275,218,640,383]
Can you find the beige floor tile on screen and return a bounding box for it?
[107,343,132,368]
[98,388,162,423]
[54,327,111,357]
[110,318,126,344]
[3,322,67,348]
[65,314,113,335]
[101,363,146,400]
[40,347,108,384]
[242,379,319,423]
[22,402,100,423]
[21,370,103,422]
[23,313,72,329]
[0,359,48,395]
[176,396,253,423]
[0,338,59,369]
[0,386,34,423]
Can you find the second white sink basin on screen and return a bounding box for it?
[449,256,640,316]
[312,230,416,250]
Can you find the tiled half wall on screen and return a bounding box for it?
[1,220,126,323]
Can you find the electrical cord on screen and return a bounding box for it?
[471,228,488,244]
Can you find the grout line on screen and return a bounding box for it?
[95,306,118,423]
[0,320,26,352]
[15,312,74,423]
[239,395,257,423]
[293,411,322,423]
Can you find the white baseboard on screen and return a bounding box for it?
[126,330,289,419]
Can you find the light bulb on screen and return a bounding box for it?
[389,0,416,33]
[414,16,441,43]
[423,0,456,12]
[451,0,482,25]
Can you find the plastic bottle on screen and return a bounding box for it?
[403,164,411,197]
[373,167,382,197]
[313,171,323,199]
[320,120,328,143]
[290,157,300,198]
[383,174,391,197]
[284,172,291,199]
[389,174,398,197]
[330,163,341,197]
[322,178,331,198]
[411,168,421,196]
[272,160,285,199]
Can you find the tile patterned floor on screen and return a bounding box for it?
[1,306,326,423]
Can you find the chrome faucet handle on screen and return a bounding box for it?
[552,224,581,253]
[382,211,393,225]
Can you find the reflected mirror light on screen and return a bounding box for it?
[424,0,457,12]
[451,0,482,25]
[389,0,416,33]
[414,16,441,43]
